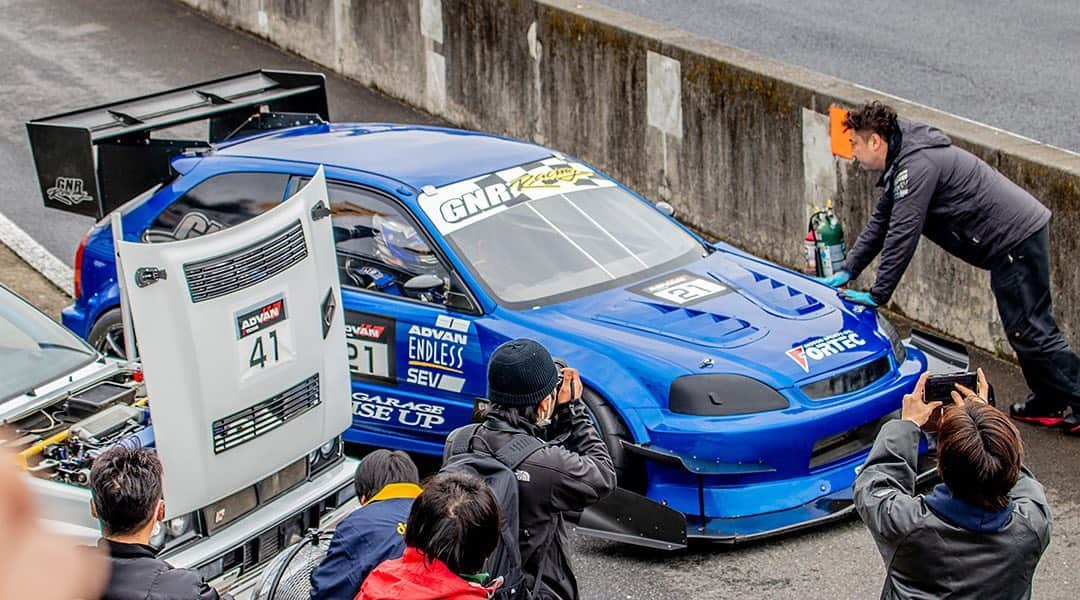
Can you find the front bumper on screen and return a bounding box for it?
[579,329,965,548]
[165,457,358,597]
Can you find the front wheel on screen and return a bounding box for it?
[581,388,646,494]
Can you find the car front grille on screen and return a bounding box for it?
[800,356,891,400]
[183,220,307,303]
[211,374,321,454]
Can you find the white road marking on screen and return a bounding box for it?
[0,211,74,297]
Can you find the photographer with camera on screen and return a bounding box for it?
[854,369,1051,599]
[443,339,616,600]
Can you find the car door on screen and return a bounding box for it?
[320,180,487,456]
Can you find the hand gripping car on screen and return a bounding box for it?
[29,70,967,548]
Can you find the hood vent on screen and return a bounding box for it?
[594,300,763,349]
[708,262,825,319]
[212,373,321,454]
[184,220,307,303]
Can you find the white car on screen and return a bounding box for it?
[2,169,358,597]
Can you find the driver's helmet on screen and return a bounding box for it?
[372,214,441,275]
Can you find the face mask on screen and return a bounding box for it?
[535,397,554,428]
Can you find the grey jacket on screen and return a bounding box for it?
[854,420,1051,600]
[842,119,1051,305]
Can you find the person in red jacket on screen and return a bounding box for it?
[357,471,501,600]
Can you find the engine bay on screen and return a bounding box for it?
[4,373,151,487]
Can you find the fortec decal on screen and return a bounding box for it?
[235,297,286,339]
[786,330,866,373]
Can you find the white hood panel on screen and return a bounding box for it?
[118,168,349,517]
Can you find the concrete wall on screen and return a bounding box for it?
[180,0,1080,357]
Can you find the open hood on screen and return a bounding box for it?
[117,167,349,517]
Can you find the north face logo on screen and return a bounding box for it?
[514,470,531,482]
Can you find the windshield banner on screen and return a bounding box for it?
[418,155,616,235]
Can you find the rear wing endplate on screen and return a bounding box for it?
[26,70,328,219]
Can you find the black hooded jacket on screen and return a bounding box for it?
[444,401,616,600]
[98,539,230,600]
[842,118,1051,305]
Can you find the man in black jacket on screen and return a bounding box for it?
[822,100,1080,431]
[89,446,229,600]
[445,339,616,600]
[854,369,1051,599]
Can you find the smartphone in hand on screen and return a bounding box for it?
[924,371,978,404]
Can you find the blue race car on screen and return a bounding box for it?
[30,71,965,547]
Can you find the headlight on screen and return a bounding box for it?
[876,313,907,365]
[309,436,343,475]
[669,374,789,416]
[320,438,338,458]
[149,512,198,550]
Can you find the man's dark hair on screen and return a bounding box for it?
[404,471,500,575]
[480,402,540,426]
[937,402,1022,512]
[843,100,899,140]
[89,447,163,536]
[355,449,420,501]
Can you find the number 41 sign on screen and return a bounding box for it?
[235,295,296,381]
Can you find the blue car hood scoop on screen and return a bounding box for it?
[593,299,766,349]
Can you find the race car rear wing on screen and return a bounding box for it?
[26,69,328,219]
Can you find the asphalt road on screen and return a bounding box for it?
[2,1,1079,598]
[595,0,1080,153]
[0,0,438,264]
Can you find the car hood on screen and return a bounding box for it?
[116,168,351,517]
[518,247,888,390]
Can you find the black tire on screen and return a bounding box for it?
[87,308,127,358]
[581,388,647,493]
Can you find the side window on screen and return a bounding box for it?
[143,172,290,242]
[326,183,456,306]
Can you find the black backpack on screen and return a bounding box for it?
[442,423,548,600]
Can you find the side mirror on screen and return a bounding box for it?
[655,201,675,217]
[404,274,445,295]
[403,274,446,304]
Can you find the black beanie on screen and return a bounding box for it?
[487,339,560,406]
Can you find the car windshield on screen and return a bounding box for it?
[443,183,705,307]
[0,287,97,403]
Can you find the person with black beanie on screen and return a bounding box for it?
[444,339,616,600]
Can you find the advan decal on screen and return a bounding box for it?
[235,295,287,339]
[418,155,616,235]
[406,315,470,393]
[345,311,397,384]
[352,391,446,430]
[630,271,731,306]
[786,330,867,373]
